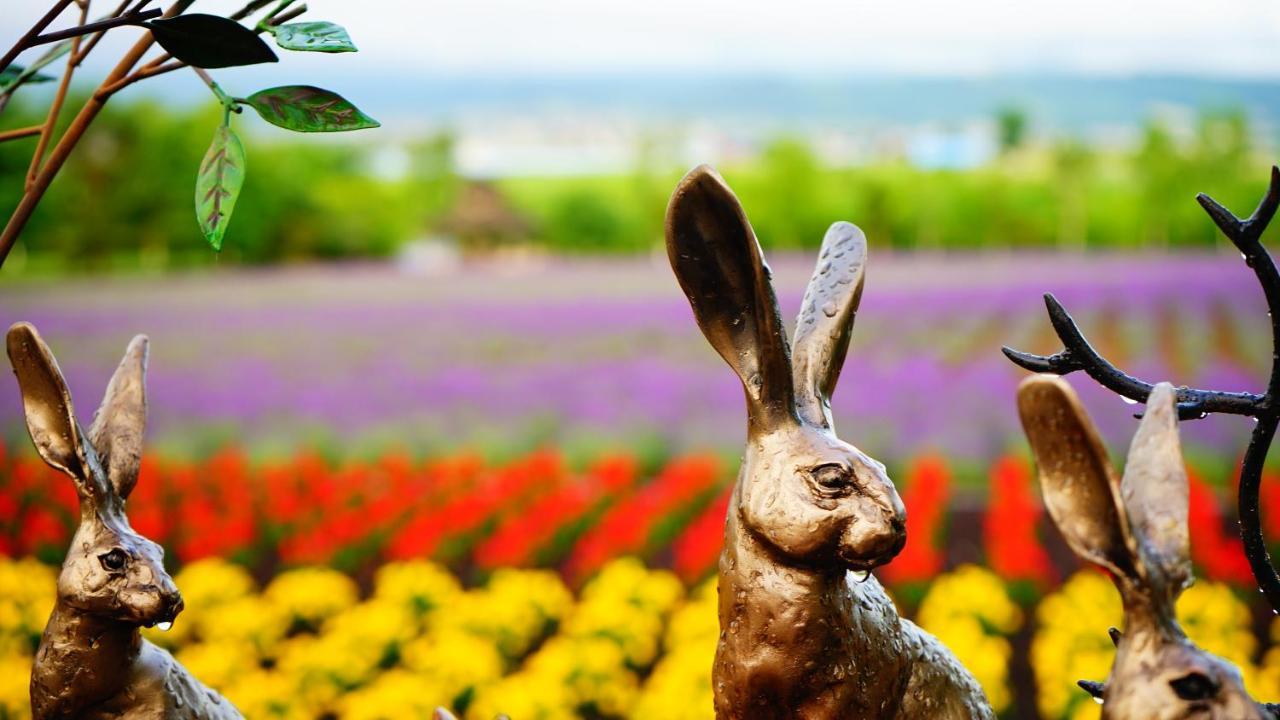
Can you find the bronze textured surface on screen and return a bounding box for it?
[7,322,242,720]
[666,165,993,719]
[1019,375,1267,720]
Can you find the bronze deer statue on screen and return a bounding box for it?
[1005,166,1280,609]
[1006,168,1280,717]
[8,322,242,720]
[666,165,993,719]
[1019,376,1269,719]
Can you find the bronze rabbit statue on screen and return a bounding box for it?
[8,322,242,720]
[1018,375,1271,720]
[666,165,992,719]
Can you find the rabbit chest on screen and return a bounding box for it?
[37,640,240,720]
[713,534,913,719]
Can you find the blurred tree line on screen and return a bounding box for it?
[0,98,1272,272]
[0,96,436,271]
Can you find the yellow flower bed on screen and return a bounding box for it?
[2,556,1278,720]
[1032,570,1275,720]
[916,564,1023,713]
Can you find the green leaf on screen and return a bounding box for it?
[195,125,246,251]
[0,42,70,92]
[272,21,357,53]
[245,86,379,132]
[147,14,278,68]
[0,65,55,88]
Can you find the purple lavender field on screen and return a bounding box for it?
[0,252,1268,463]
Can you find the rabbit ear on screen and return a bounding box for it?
[1017,375,1137,581]
[666,165,795,430]
[791,222,867,429]
[88,335,148,501]
[1120,382,1191,604]
[6,323,109,505]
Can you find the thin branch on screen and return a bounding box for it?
[192,65,216,89]
[268,3,306,26]
[26,0,89,191]
[72,0,132,62]
[229,0,277,21]
[2,1,149,109]
[1004,166,1280,419]
[0,0,75,74]
[192,65,237,109]
[111,57,183,90]
[260,0,296,23]
[1198,165,1280,247]
[1200,166,1280,400]
[1001,293,1265,419]
[0,125,43,142]
[0,0,273,265]
[0,0,195,266]
[29,8,161,47]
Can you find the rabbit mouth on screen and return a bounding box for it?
[139,596,184,629]
[837,523,907,570]
[141,610,179,630]
[837,546,894,572]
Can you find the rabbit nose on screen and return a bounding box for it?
[889,513,905,536]
[163,591,184,618]
[839,514,906,566]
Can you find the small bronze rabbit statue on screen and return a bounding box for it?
[1018,375,1270,720]
[666,165,992,719]
[8,322,242,720]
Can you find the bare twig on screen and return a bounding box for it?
[72,0,132,61]
[0,125,43,142]
[29,8,161,47]
[1002,295,1265,419]
[229,0,277,21]
[192,66,239,110]
[0,0,74,74]
[104,57,182,92]
[0,0,195,265]
[2,0,148,109]
[26,0,89,191]
[0,0,294,267]
[268,3,306,26]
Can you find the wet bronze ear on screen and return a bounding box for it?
[6,322,108,504]
[1017,375,1136,580]
[665,164,795,431]
[88,335,149,501]
[1121,382,1192,603]
[791,222,867,429]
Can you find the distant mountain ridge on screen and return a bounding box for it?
[344,73,1280,134]
[127,71,1280,138]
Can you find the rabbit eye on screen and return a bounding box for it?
[99,549,127,572]
[1169,672,1217,701]
[809,464,853,491]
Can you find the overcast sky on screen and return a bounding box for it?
[6,0,1280,78]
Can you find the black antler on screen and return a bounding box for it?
[1004,166,1280,611]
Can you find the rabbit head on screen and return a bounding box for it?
[1018,375,1266,720]
[666,165,905,572]
[7,322,182,629]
